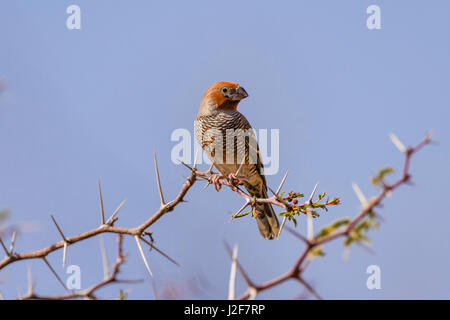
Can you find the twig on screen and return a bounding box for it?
[19,235,141,300]
[234,132,432,300]
[2,131,432,300]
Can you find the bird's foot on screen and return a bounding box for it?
[228,173,248,185]
[207,173,249,192]
[227,173,249,192]
[210,174,223,192]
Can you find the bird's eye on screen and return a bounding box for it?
[221,87,228,94]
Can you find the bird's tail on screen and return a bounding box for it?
[252,188,280,240]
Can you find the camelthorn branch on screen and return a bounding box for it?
[0,132,433,299]
[231,132,432,300]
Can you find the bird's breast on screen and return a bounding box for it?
[194,111,257,171]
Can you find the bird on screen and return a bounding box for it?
[194,81,280,239]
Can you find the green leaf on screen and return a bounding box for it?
[279,211,297,227]
[291,216,297,227]
[118,289,128,300]
[328,198,341,205]
[344,237,354,246]
[308,246,325,260]
[231,209,252,219]
[331,218,350,229]
[315,218,350,239]
[371,167,394,185]
[318,192,326,202]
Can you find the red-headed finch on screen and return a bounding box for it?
[194,81,280,240]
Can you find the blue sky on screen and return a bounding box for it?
[0,0,449,299]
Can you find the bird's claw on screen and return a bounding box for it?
[227,173,238,186]
[228,173,248,186]
[211,174,223,192]
[207,173,249,192]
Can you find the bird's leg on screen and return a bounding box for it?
[227,173,248,187]
[208,173,247,192]
[210,174,223,192]
[202,163,224,192]
[204,165,249,192]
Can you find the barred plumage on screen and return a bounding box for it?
[195,82,280,239]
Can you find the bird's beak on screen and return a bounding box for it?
[231,86,249,101]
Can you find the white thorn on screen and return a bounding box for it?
[343,246,351,262]
[230,201,251,221]
[135,236,153,277]
[27,265,34,295]
[98,179,106,225]
[248,287,258,300]
[235,162,244,176]
[99,234,109,279]
[193,149,200,170]
[306,209,314,241]
[62,242,68,269]
[42,256,67,291]
[277,216,287,238]
[276,170,289,195]
[0,238,9,257]
[308,182,320,204]
[154,150,166,207]
[106,198,127,224]
[9,231,16,254]
[352,182,368,206]
[228,244,239,300]
[389,133,406,153]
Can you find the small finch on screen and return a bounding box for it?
[194,81,280,240]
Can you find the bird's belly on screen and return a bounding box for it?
[214,163,240,177]
[195,113,257,177]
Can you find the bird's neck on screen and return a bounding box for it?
[197,99,239,118]
[218,100,239,110]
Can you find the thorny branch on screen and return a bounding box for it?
[18,235,141,300]
[224,132,433,300]
[0,153,205,299]
[0,153,208,273]
[0,132,433,299]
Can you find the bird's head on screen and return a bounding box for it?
[199,81,248,114]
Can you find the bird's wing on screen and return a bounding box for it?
[235,112,266,178]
